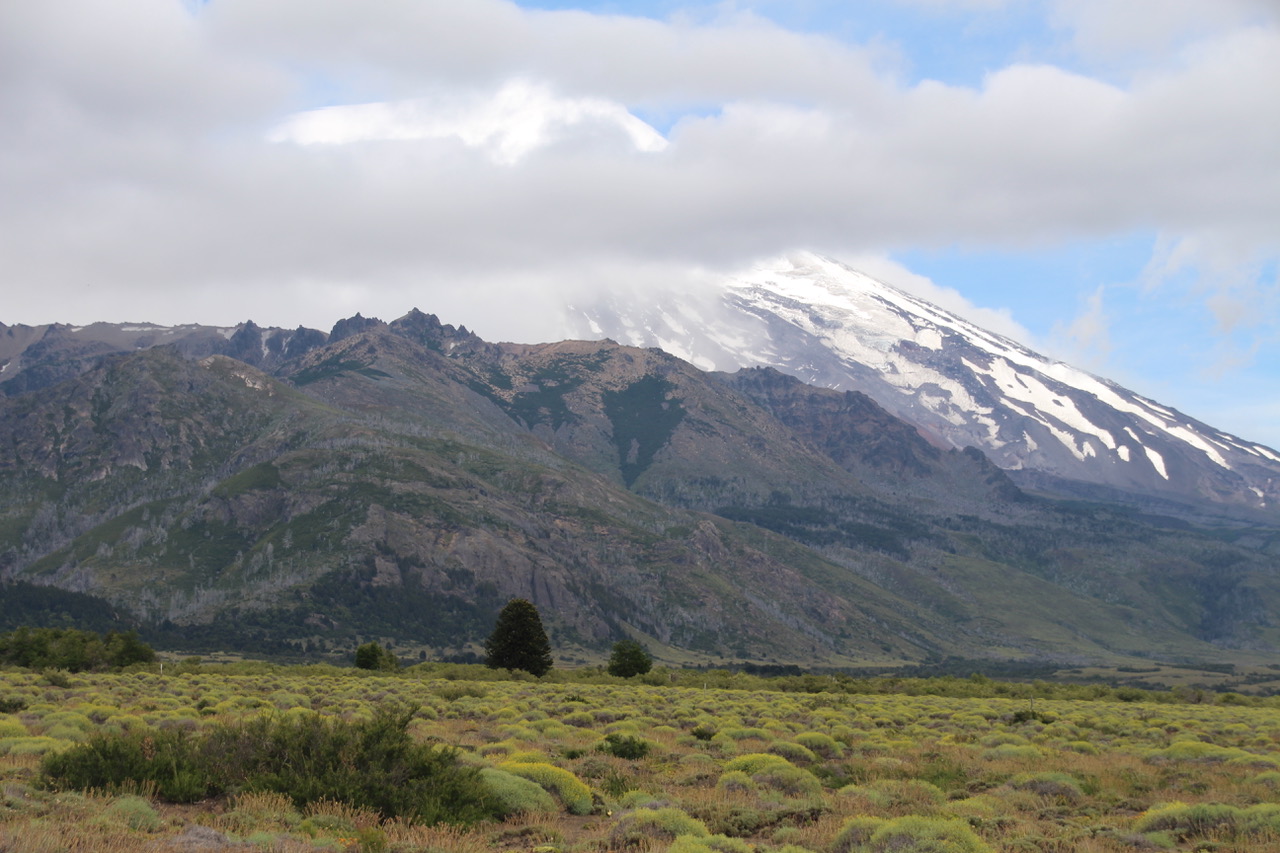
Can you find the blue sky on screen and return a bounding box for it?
[1,0,1277,445]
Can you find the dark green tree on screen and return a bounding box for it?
[0,627,155,672]
[354,641,398,671]
[607,638,653,678]
[483,599,553,676]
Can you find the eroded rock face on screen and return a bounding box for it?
[1,308,1277,664]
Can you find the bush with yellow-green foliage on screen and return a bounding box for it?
[834,815,993,853]
[496,761,594,815]
[841,779,947,813]
[794,731,843,758]
[608,807,709,847]
[98,795,162,832]
[723,753,796,775]
[13,661,1280,851]
[668,833,755,852]
[478,768,559,816]
[1132,801,1280,841]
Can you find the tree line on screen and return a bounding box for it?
[0,626,156,672]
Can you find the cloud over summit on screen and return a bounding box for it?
[0,0,1277,441]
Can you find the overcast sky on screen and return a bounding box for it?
[1,0,1277,445]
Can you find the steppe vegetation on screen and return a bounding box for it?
[3,662,1280,852]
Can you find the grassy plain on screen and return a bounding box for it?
[3,663,1280,851]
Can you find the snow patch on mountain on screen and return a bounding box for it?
[566,250,1280,515]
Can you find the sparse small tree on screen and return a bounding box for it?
[354,641,398,671]
[484,598,553,676]
[607,638,653,678]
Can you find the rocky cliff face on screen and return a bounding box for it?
[2,309,1278,665]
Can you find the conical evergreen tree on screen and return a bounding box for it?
[483,598,553,676]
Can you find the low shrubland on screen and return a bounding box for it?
[2,662,1280,850]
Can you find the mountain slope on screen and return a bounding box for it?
[568,252,1280,521]
[0,331,946,662]
[2,311,1278,666]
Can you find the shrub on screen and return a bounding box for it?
[831,816,887,853]
[1006,772,1083,802]
[211,709,500,824]
[40,707,500,825]
[100,795,162,832]
[479,768,558,816]
[1150,741,1245,763]
[850,779,947,812]
[608,807,709,847]
[723,753,795,775]
[862,815,993,852]
[1239,803,1280,837]
[768,741,818,765]
[40,726,210,802]
[980,744,1042,761]
[724,727,771,741]
[4,737,63,756]
[716,770,757,794]
[754,764,823,798]
[497,761,594,815]
[1063,740,1098,755]
[599,733,652,760]
[669,834,753,852]
[1252,771,1280,788]
[1134,802,1241,837]
[563,710,596,728]
[795,731,844,758]
[229,791,301,831]
[0,717,28,739]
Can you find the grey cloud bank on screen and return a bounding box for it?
[1,0,1277,441]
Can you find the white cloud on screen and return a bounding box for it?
[0,0,1275,371]
[1049,0,1278,67]
[1050,285,1111,370]
[269,79,667,165]
[835,254,1033,344]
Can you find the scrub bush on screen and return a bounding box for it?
[497,761,594,815]
[599,733,652,759]
[794,731,843,758]
[832,816,887,852]
[716,770,757,794]
[479,768,558,816]
[768,741,818,765]
[753,764,823,798]
[1006,771,1084,802]
[849,779,947,812]
[100,795,162,832]
[608,807,709,847]
[861,815,992,853]
[668,834,754,852]
[723,753,795,775]
[0,717,27,738]
[40,707,500,825]
[1134,802,1241,836]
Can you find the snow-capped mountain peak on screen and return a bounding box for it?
[568,251,1280,517]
